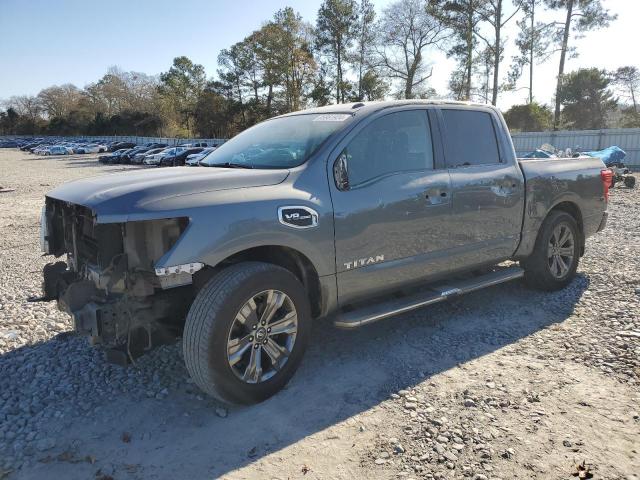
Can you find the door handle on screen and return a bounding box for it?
[425,191,448,198]
[425,190,449,204]
[493,183,519,196]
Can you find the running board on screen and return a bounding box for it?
[334,266,524,329]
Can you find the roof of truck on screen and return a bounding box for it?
[279,99,496,118]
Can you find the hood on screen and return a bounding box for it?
[47,166,289,220]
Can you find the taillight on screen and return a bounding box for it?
[600,169,613,201]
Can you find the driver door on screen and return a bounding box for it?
[328,108,453,305]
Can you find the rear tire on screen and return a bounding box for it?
[183,262,311,405]
[521,211,580,291]
[624,176,636,188]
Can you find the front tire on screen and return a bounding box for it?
[183,262,311,405]
[521,211,580,291]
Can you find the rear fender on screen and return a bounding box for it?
[514,157,606,259]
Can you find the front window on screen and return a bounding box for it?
[201,113,351,169]
[342,110,434,187]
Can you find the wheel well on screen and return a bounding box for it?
[195,246,323,318]
[548,201,585,255]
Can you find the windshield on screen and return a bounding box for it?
[201,113,351,169]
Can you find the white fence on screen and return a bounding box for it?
[511,128,640,167]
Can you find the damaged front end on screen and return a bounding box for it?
[41,198,200,364]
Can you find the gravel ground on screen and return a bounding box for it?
[0,149,638,479]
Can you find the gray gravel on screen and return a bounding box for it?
[0,153,194,471]
[360,185,639,479]
[1,150,638,479]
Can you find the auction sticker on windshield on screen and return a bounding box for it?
[313,114,351,122]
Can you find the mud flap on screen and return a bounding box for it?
[42,261,71,300]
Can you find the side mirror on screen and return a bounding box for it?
[334,152,350,191]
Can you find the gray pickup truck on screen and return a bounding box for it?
[40,100,611,404]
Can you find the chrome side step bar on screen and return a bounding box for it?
[334,266,524,329]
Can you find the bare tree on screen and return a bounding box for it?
[545,0,616,129]
[316,0,358,104]
[509,0,557,104]
[37,84,83,119]
[375,0,448,99]
[6,95,41,123]
[5,95,42,134]
[476,0,521,105]
[432,0,487,101]
[353,0,376,101]
[478,46,494,103]
[612,66,639,113]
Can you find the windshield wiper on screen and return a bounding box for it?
[206,162,253,169]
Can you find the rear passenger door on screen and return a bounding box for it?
[329,108,453,305]
[438,108,524,268]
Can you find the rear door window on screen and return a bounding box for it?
[441,109,500,167]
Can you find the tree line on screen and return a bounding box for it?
[1,0,638,137]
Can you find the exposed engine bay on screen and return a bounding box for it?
[40,198,199,364]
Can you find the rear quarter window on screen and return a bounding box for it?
[441,110,500,167]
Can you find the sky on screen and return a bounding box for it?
[0,0,638,110]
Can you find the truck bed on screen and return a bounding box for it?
[515,155,608,259]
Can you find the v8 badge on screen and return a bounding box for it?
[278,206,319,229]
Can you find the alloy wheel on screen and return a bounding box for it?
[226,290,298,384]
[547,223,575,279]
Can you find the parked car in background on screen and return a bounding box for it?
[34,144,54,153]
[185,147,216,166]
[98,148,129,164]
[119,146,151,164]
[178,142,209,148]
[21,140,44,151]
[144,146,186,166]
[147,142,168,150]
[108,142,136,152]
[33,145,51,155]
[47,146,72,155]
[114,148,139,164]
[119,148,138,162]
[160,147,204,167]
[25,142,45,152]
[131,147,164,164]
[75,144,107,154]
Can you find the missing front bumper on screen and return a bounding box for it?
[46,262,194,364]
